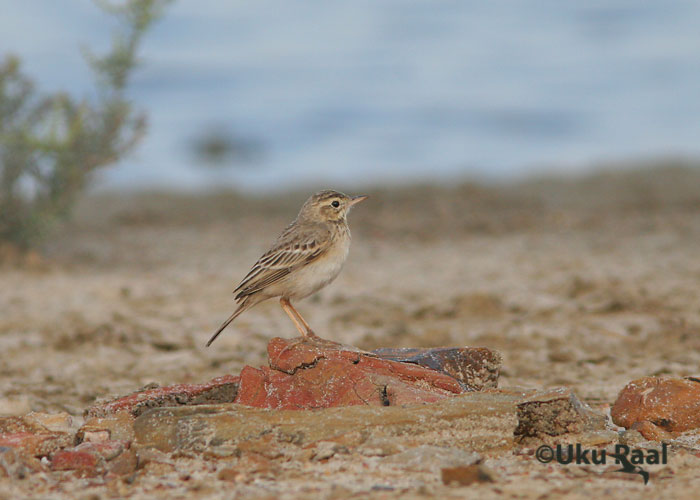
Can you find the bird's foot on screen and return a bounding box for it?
[272,333,376,366]
[271,334,326,365]
[302,331,339,346]
[272,339,305,366]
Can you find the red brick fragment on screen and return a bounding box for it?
[51,448,100,475]
[233,337,464,409]
[611,376,700,440]
[0,431,71,458]
[87,374,240,417]
[84,338,499,417]
[50,440,133,477]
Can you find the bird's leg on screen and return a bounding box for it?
[274,298,317,363]
[275,297,375,361]
[286,300,319,338]
[279,298,309,337]
[279,297,342,347]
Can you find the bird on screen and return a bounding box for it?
[206,189,368,347]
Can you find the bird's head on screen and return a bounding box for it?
[299,190,368,223]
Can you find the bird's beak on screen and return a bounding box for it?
[349,195,368,206]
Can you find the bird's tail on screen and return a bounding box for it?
[206,300,249,347]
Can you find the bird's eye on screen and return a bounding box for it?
[331,200,340,208]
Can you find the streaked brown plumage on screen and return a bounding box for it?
[206,190,367,347]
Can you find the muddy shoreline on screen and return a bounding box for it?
[2,165,700,497]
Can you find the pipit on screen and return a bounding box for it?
[206,190,368,347]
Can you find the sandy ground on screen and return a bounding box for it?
[2,165,700,497]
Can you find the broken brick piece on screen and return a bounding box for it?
[514,387,604,438]
[0,431,72,458]
[233,338,463,409]
[372,346,501,390]
[50,440,134,477]
[611,376,700,440]
[87,374,240,418]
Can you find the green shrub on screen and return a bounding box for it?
[0,0,171,251]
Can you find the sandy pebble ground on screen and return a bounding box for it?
[2,165,700,497]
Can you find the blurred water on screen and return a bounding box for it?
[2,0,700,191]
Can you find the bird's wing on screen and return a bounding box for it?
[233,224,329,300]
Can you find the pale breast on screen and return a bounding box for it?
[283,229,351,300]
